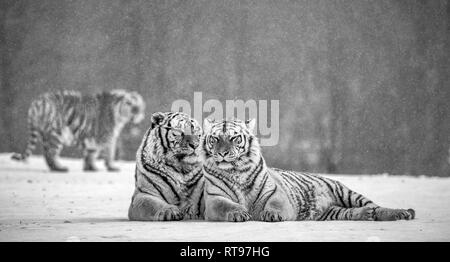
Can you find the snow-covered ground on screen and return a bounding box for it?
[0,153,449,242]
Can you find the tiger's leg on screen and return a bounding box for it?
[205,194,251,222]
[259,199,287,222]
[82,138,99,171]
[180,177,205,220]
[330,180,415,221]
[318,206,375,221]
[43,133,68,172]
[373,207,415,221]
[83,148,99,171]
[259,187,296,222]
[128,191,183,221]
[103,139,120,172]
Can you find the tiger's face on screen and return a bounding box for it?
[151,112,202,161]
[111,90,146,125]
[202,119,258,170]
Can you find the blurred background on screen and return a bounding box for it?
[1,0,449,176]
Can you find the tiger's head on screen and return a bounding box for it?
[201,119,261,172]
[142,112,202,171]
[103,89,146,125]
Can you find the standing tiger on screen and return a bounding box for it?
[11,89,145,172]
[128,112,205,221]
[201,119,415,222]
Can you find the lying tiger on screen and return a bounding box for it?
[12,89,145,172]
[128,112,205,221]
[201,118,415,222]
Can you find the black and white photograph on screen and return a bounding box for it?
[0,0,449,245]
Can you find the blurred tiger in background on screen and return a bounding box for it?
[201,119,415,222]
[11,89,145,172]
[128,112,205,221]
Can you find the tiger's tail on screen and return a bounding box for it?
[11,102,41,161]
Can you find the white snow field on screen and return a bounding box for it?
[0,153,449,242]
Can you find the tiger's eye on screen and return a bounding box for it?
[171,130,183,137]
[232,136,242,144]
[209,136,218,144]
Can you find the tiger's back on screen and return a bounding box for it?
[30,91,98,145]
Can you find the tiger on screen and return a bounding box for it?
[128,112,205,221]
[11,89,145,172]
[201,118,415,222]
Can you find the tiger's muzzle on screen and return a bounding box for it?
[175,134,200,156]
[212,136,239,164]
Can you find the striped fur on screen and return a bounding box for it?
[11,89,145,172]
[128,112,205,221]
[201,119,415,222]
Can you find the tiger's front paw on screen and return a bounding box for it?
[180,203,201,220]
[106,166,120,172]
[260,210,284,222]
[51,166,69,172]
[155,206,183,221]
[83,165,98,172]
[226,210,251,222]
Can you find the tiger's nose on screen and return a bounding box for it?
[217,151,228,157]
[183,135,199,149]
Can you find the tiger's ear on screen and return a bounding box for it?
[151,112,165,129]
[203,118,215,134]
[245,119,256,134]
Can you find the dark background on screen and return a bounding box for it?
[1,0,449,176]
